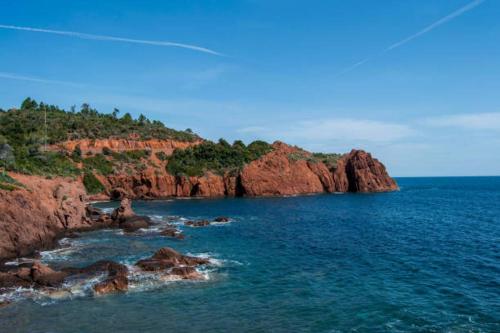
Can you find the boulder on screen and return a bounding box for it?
[30,262,68,287]
[120,216,151,232]
[135,247,209,272]
[213,216,230,222]
[63,260,128,277]
[160,227,185,239]
[0,262,67,289]
[93,275,128,295]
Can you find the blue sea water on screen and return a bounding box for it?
[1,177,499,332]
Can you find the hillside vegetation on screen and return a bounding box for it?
[0,98,277,193]
[167,139,272,176]
[0,98,198,176]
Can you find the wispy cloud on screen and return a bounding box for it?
[338,0,486,75]
[0,24,223,56]
[0,71,82,86]
[238,118,417,144]
[423,112,500,130]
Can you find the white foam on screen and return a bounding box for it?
[3,258,37,266]
[0,273,108,306]
[100,207,115,214]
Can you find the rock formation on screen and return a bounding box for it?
[95,141,398,199]
[0,174,97,260]
[135,247,207,279]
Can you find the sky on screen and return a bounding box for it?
[0,0,499,177]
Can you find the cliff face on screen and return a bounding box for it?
[94,142,398,199]
[0,175,93,259]
[48,138,201,155]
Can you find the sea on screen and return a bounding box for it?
[0,177,499,332]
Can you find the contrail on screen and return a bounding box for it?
[337,0,485,75]
[386,0,485,51]
[0,71,82,86]
[0,24,223,56]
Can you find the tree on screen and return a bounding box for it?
[81,103,91,115]
[112,108,120,118]
[21,97,38,110]
[138,114,147,124]
[122,113,133,123]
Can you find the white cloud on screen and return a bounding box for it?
[423,112,500,130]
[238,118,417,143]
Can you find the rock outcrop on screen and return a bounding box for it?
[95,141,398,199]
[48,138,201,156]
[111,198,152,232]
[0,261,69,289]
[0,174,98,260]
[135,247,207,279]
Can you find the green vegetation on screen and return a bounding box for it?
[13,151,81,177]
[311,152,343,169]
[82,172,105,194]
[287,150,342,170]
[167,139,273,177]
[0,172,24,191]
[83,154,114,175]
[155,151,168,161]
[0,98,198,176]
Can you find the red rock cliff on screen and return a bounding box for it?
[0,174,94,260]
[48,138,201,155]
[95,141,398,199]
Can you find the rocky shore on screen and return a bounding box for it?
[0,141,398,305]
[0,198,213,305]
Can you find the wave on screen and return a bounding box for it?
[1,252,226,306]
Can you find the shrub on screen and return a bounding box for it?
[155,151,168,161]
[102,147,113,156]
[311,152,342,169]
[167,140,272,177]
[83,172,105,194]
[83,154,114,175]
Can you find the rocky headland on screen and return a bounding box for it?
[0,99,399,305]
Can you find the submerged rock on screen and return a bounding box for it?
[159,227,185,239]
[63,260,129,296]
[184,220,211,227]
[62,260,128,277]
[213,216,230,222]
[170,267,202,279]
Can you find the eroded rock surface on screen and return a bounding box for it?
[136,247,208,277]
[94,142,398,199]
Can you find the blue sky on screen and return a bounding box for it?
[1,0,499,176]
